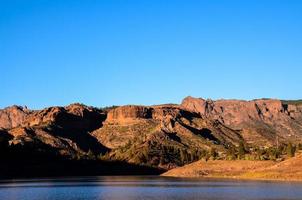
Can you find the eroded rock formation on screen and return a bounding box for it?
[181,96,302,143]
[0,106,31,129]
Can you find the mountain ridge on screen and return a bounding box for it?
[0,96,302,177]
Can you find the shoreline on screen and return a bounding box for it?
[161,174,302,183]
[161,155,302,182]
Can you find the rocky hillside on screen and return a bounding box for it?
[0,106,32,129]
[0,104,107,158]
[182,96,302,145]
[92,105,243,169]
[0,96,302,177]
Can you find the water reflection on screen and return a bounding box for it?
[0,176,301,200]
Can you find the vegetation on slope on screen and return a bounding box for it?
[162,151,302,181]
[282,100,302,105]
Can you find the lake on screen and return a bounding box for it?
[0,176,301,200]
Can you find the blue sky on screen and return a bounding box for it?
[1,0,302,109]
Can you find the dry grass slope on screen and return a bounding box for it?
[162,153,302,181]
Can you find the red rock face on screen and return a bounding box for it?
[0,103,106,140]
[0,106,31,129]
[21,107,64,127]
[151,105,182,120]
[184,97,264,123]
[287,104,302,120]
[106,105,153,124]
[181,96,302,142]
[0,103,108,159]
[21,103,105,131]
[181,97,286,124]
[105,105,191,125]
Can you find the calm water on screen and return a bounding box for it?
[0,176,301,200]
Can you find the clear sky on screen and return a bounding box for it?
[1,0,302,109]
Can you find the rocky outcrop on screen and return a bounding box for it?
[92,104,243,169]
[0,103,106,132]
[22,103,106,131]
[105,104,201,133]
[106,105,152,124]
[0,106,31,130]
[181,96,302,143]
[106,104,196,121]
[1,103,107,159]
[181,97,287,124]
[287,104,302,120]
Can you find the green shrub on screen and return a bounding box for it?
[287,143,296,157]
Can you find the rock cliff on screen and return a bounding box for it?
[0,106,31,129]
[181,96,302,144]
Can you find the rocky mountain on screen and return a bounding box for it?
[0,106,31,129]
[0,97,302,177]
[92,105,243,169]
[181,97,302,145]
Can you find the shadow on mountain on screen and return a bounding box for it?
[39,110,108,154]
[55,109,106,132]
[0,141,164,179]
[47,125,108,154]
[0,130,13,141]
[166,132,182,143]
[179,122,220,143]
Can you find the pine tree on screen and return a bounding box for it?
[179,149,185,164]
[226,146,236,160]
[238,141,246,159]
[210,147,218,160]
[287,143,295,157]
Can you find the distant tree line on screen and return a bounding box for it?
[224,141,300,161]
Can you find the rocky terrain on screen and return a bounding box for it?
[182,97,302,145]
[92,104,243,169]
[0,97,302,178]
